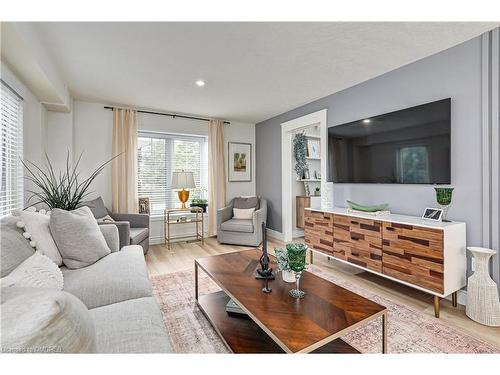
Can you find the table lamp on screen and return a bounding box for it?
[171,171,196,208]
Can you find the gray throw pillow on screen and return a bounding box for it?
[0,215,35,278]
[49,206,111,269]
[1,287,95,353]
[234,196,259,210]
[79,196,109,220]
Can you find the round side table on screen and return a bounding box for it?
[466,247,500,327]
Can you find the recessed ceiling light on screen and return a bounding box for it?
[362,119,371,124]
[195,80,205,87]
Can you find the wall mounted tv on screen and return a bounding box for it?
[328,98,451,184]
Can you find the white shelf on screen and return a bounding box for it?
[306,156,320,160]
[305,135,321,140]
[300,179,321,182]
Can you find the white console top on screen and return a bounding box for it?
[305,206,465,230]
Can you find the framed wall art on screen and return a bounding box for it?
[228,142,252,182]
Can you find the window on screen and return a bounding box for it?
[1,80,24,216]
[397,146,430,184]
[137,131,208,215]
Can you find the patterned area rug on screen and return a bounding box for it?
[150,265,500,354]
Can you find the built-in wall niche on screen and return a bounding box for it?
[292,124,322,237]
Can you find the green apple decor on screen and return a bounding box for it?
[435,187,454,222]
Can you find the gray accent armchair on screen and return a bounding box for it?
[217,197,267,247]
[81,197,150,254]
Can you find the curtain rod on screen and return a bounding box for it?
[103,106,230,124]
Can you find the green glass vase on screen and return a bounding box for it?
[435,187,454,221]
[286,243,307,298]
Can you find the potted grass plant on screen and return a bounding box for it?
[22,151,117,210]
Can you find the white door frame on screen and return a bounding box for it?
[281,109,328,243]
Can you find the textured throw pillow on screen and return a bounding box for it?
[79,196,109,219]
[15,209,63,266]
[0,252,63,290]
[234,196,259,210]
[49,206,111,269]
[1,287,95,353]
[233,207,255,220]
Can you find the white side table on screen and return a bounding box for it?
[466,247,500,326]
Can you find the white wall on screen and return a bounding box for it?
[46,99,256,243]
[1,63,48,206]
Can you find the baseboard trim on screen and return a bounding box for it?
[266,228,284,241]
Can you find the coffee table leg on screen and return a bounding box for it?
[382,312,388,353]
[195,262,199,301]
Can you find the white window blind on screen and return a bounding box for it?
[1,80,23,216]
[137,131,208,215]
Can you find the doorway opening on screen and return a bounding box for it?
[280,109,328,243]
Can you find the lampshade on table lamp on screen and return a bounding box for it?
[171,171,196,209]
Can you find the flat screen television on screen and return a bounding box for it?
[328,98,451,184]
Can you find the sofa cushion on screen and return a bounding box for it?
[50,206,111,269]
[130,227,149,245]
[61,245,151,309]
[234,196,259,210]
[220,218,254,233]
[1,215,35,278]
[80,196,109,219]
[90,296,172,353]
[1,287,95,353]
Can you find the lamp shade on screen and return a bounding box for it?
[171,171,196,189]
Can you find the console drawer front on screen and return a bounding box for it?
[347,231,382,272]
[382,223,444,293]
[333,214,350,260]
[305,211,333,254]
[348,217,383,239]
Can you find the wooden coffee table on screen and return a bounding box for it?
[195,249,388,353]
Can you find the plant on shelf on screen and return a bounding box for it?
[190,198,208,213]
[22,151,117,210]
[293,132,308,179]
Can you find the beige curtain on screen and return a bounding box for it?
[208,119,226,236]
[112,108,138,213]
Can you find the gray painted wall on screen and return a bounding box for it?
[257,31,500,286]
[257,36,483,240]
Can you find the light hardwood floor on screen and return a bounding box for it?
[146,236,500,347]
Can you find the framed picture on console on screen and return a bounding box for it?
[228,142,252,182]
[422,207,443,221]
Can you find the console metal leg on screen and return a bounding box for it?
[434,296,440,318]
[195,262,199,301]
[382,312,388,353]
[310,250,314,264]
[452,291,457,308]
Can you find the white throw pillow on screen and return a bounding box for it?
[233,207,255,220]
[0,252,64,290]
[16,209,62,266]
[49,206,111,269]
[1,287,95,353]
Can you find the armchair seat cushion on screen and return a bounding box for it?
[130,227,149,245]
[220,218,254,233]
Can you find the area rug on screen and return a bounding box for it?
[150,265,500,354]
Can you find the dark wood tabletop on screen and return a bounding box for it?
[195,248,387,353]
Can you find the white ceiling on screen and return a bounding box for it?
[33,22,498,123]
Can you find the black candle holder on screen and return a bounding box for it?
[255,221,275,293]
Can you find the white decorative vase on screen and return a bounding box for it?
[466,247,500,327]
[282,269,295,283]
